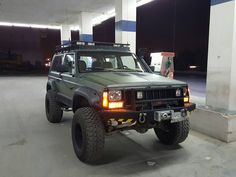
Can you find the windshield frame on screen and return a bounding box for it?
[76,50,152,74]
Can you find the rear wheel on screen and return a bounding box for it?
[154,119,190,145]
[45,90,63,123]
[72,107,105,163]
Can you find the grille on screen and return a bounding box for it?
[137,88,181,100]
[124,88,184,111]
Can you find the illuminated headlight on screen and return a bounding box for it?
[183,87,189,97]
[108,91,122,101]
[137,91,143,99]
[176,88,182,97]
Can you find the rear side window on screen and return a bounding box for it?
[63,54,75,74]
[51,55,63,72]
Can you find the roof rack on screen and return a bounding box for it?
[55,41,130,53]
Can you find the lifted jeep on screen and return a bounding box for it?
[45,41,196,163]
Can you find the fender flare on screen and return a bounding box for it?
[46,79,57,91]
[72,87,101,112]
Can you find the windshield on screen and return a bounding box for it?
[77,51,149,73]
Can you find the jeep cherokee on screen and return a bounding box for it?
[45,41,196,163]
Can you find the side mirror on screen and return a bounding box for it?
[149,66,155,72]
[57,65,69,73]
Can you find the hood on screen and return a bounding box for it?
[81,72,186,89]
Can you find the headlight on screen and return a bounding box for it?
[183,87,189,97]
[108,90,122,101]
[103,91,123,109]
[176,88,182,97]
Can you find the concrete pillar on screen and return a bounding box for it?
[206,0,236,112]
[61,25,71,44]
[115,0,136,53]
[79,12,93,42]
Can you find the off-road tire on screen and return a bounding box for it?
[72,107,105,163]
[45,90,63,123]
[154,119,190,145]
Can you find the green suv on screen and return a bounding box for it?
[45,41,196,163]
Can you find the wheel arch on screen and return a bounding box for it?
[46,80,57,91]
[73,87,101,112]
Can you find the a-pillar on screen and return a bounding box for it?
[61,25,71,44]
[206,0,236,112]
[79,12,93,42]
[115,0,137,53]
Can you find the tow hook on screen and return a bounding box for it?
[138,113,147,124]
[181,109,188,117]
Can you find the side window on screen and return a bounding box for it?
[63,54,75,74]
[120,56,136,69]
[80,56,93,69]
[51,55,63,72]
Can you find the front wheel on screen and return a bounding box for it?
[154,119,190,145]
[72,107,105,163]
[45,90,63,123]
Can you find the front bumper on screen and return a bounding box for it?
[100,102,196,123]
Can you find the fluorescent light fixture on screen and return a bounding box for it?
[93,0,154,26]
[189,65,198,69]
[0,22,61,29]
[70,26,81,31]
[92,9,116,26]
[137,0,154,7]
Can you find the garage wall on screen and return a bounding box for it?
[0,26,60,65]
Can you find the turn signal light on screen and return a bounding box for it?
[103,91,124,109]
[184,96,189,103]
[103,92,108,108]
[108,102,124,109]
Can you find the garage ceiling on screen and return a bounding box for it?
[0,0,115,26]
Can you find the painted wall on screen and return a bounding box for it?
[0,26,60,65]
[206,0,236,111]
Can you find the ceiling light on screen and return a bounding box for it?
[0,22,61,30]
[137,0,154,7]
[93,0,155,26]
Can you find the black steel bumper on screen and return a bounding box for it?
[100,103,196,122]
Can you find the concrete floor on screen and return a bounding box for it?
[1,76,236,177]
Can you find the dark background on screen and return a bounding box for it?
[0,0,210,73]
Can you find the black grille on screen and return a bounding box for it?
[124,88,184,111]
[144,89,176,100]
[137,89,181,100]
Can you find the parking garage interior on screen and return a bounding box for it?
[0,0,236,177]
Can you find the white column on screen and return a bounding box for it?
[206,0,236,111]
[79,12,93,42]
[61,25,71,44]
[115,0,136,53]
